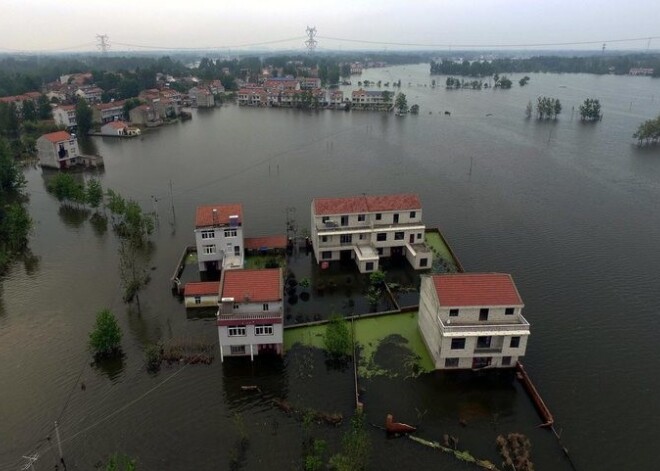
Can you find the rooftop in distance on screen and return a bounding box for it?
[313,193,421,216]
[195,204,244,228]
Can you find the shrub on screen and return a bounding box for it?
[89,309,122,359]
[324,315,351,359]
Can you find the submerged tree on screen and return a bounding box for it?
[324,314,351,360]
[525,100,533,119]
[89,309,122,359]
[519,76,530,87]
[395,92,408,114]
[536,96,562,120]
[578,98,602,121]
[75,99,93,136]
[633,115,660,146]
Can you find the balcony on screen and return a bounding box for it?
[438,315,530,336]
[316,221,424,234]
[217,310,283,322]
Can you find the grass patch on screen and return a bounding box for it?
[424,231,455,264]
[284,312,434,376]
[244,253,286,270]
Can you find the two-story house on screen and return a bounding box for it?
[418,273,530,370]
[194,204,245,272]
[93,101,126,124]
[311,193,432,273]
[53,105,77,129]
[216,268,284,361]
[36,131,80,169]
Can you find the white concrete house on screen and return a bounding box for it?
[36,131,80,169]
[52,105,77,129]
[216,268,284,361]
[418,273,530,370]
[311,193,432,273]
[194,204,244,272]
[100,121,140,137]
[183,282,220,308]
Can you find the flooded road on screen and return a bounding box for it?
[2,64,660,469]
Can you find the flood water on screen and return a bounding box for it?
[1,63,660,470]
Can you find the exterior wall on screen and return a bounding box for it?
[218,320,284,359]
[417,276,529,370]
[194,225,244,271]
[405,244,432,270]
[184,293,219,308]
[53,108,76,128]
[36,137,80,169]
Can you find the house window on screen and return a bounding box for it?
[477,336,492,349]
[375,213,382,220]
[230,345,246,354]
[228,326,246,337]
[322,216,329,223]
[365,262,374,271]
[417,233,422,240]
[449,309,459,317]
[340,215,349,226]
[359,234,365,240]
[394,232,404,240]
[203,245,216,254]
[479,308,489,321]
[233,303,240,310]
[340,234,352,244]
[321,236,328,242]
[255,324,274,336]
[262,303,269,311]
[357,214,365,222]
[451,338,465,350]
[510,336,521,349]
[393,213,399,223]
[234,246,241,256]
[445,358,459,368]
[194,296,201,304]
[376,233,387,242]
[502,356,512,366]
[505,307,515,315]
[224,229,237,237]
[322,251,332,260]
[420,258,428,267]
[377,248,383,255]
[410,211,416,218]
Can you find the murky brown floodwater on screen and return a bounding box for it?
[1,64,660,470]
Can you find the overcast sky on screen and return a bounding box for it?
[2,0,660,52]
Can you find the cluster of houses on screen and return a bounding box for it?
[181,193,530,371]
[236,76,393,111]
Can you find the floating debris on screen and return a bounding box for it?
[496,433,534,471]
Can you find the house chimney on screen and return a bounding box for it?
[212,208,218,225]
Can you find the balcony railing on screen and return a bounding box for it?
[316,221,424,233]
[218,311,283,322]
[474,346,503,354]
[438,315,530,334]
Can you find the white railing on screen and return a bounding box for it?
[217,311,283,322]
[438,315,531,334]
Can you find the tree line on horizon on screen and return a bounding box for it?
[430,54,660,77]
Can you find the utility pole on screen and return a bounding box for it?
[54,420,64,462]
[96,34,110,55]
[304,26,318,54]
[21,453,39,471]
[169,179,176,227]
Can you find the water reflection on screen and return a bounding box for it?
[92,353,125,382]
[57,206,90,228]
[89,212,108,237]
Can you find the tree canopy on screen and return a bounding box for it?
[89,309,122,359]
[75,99,93,135]
[536,96,562,120]
[324,315,351,360]
[633,115,660,145]
[578,98,602,121]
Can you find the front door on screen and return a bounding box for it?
[409,234,415,244]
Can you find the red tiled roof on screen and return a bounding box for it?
[104,121,128,129]
[195,204,243,228]
[313,193,421,216]
[57,105,76,111]
[431,273,523,307]
[184,282,220,296]
[95,100,126,110]
[40,131,72,143]
[245,235,288,250]
[221,268,282,303]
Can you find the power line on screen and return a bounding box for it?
[305,26,318,54]
[112,36,305,51]
[96,34,110,55]
[317,34,660,49]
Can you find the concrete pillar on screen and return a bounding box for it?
[249,344,254,362]
[218,328,224,363]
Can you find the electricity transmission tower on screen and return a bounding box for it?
[96,34,110,54]
[304,26,318,54]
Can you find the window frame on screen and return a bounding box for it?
[510,336,521,349]
[444,357,459,368]
[376,233,387,242]
[450,338,466,350]
[449,308,459,317]
[228,326,246,337]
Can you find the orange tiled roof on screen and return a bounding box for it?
[313,194,421,216]
[40,131,72,143]
[221,268,282,303]
[195,204,243,228]
[431,273,523,307]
